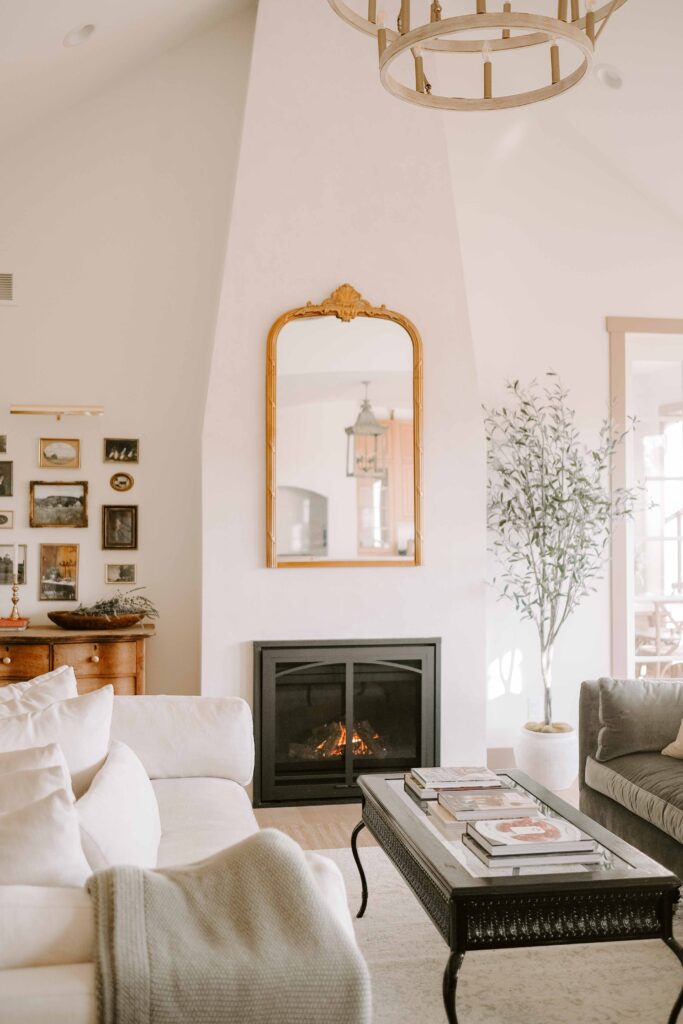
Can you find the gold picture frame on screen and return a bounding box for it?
[29,481,88,528]
[39,438,80,469]
[265,283,423,568]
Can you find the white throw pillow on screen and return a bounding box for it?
[0,665,78,704]
[0,666,78,718]
[76,740,161,870]
[0,686,114,797]
[0,764,72,814]
[0,790,92,886]
[0,742,71,781]
[663,717,683,759]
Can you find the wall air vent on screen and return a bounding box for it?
[0,274,13,303]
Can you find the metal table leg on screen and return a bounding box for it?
[442,951,465,1024]
[664,934,683,1024]
[351,820,368,918]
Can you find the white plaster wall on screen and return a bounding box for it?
[0,11,255,693]
[203,0,487,762]
[445,55,683,745]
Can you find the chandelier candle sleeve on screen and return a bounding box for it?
[368,0,376,21]
[571,0,579,20]
[400,0,410,34]
[502,2,511,40]
[551,40,560,84]
[483,41,492,100]
[558,0,568,19]
[414,47,426,92]
[377,9,386,57]
[585,0,596,41]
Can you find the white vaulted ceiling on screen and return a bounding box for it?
[0,0,254,142]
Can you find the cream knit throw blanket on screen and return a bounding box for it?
[87,828,372,1024]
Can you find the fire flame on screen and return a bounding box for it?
[315,723,378,758]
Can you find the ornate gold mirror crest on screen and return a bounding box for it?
[266,284,423,568]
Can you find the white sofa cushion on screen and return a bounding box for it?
[0,887,94,970]
[153,777,258,867]
[0,791,92,886]
[0,667,78,718]
[0,963,95,1024]
[76,741,161,871]
[0,764,72,815]
[0,686,113,797]
[111,695,254,785]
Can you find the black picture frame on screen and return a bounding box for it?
[0,461,13,497]
[102,505,138,550]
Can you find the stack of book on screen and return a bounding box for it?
[462,815,601,869]
[404,767,508,834]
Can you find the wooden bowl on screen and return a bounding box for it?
[48,612,145,631]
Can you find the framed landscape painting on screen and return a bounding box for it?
[39,438,80,469]
[39,544,78,601]
[102,505,138,549]
[30,481,88,527]
[104,438,139,464]
[0,545,27,585]
[105,563,136,584]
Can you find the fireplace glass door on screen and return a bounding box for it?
[256,641,438,804]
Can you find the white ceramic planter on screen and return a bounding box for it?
[513,726,578,792]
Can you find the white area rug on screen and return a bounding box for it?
[319,846,683,1024]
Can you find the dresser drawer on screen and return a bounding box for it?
[76,675,137,696]
[54,641,137,677]
[0,644,50,680]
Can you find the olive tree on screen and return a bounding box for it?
[484,375,638,728]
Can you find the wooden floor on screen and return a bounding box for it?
[254,780,580,851]
[254,802,374,851]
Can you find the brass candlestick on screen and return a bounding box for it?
[9,574,20,620]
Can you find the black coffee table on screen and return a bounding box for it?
[351,770,682,1024]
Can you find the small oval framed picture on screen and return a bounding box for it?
[110,472,134,493]
[39,438,80,469]
[0,510,13,529]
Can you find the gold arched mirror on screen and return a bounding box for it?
[266,284,423,567]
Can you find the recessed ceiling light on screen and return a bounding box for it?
[63,24,96,48]
[594,63,623,90]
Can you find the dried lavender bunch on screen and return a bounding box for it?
[73,588,159,619]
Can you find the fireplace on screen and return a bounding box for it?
[253,638,440,805]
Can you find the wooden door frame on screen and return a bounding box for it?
[608,316,683,678]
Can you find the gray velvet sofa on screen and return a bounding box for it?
[579,677,683,880]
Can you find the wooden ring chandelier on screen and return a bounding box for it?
[327,1,628,111]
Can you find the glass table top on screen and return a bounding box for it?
[387,775,633,879]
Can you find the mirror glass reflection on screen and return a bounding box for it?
[276,315,415,563]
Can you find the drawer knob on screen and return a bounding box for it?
[90,655,100,664]
[1,656,11,665]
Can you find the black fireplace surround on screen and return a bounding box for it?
[253,638,440,806]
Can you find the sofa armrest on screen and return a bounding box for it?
[578,680,601,791]
[111,696,254,786]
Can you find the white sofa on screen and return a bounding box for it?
[0,695,354,1024]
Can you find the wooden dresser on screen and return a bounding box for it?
[0,626,154,696]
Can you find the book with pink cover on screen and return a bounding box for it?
[467,815,595,856]
[438,789,538,820]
